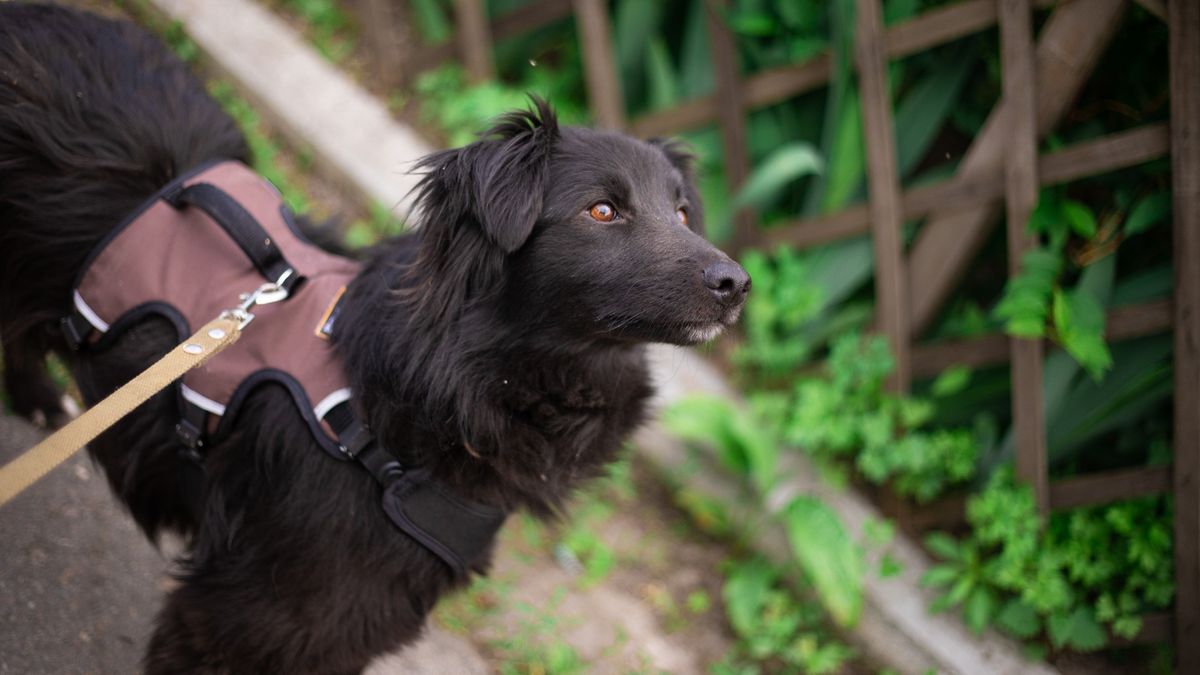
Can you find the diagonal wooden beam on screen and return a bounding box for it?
[906,0,1127,337]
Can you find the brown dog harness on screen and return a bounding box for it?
[61,161,504,576]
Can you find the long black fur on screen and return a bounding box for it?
[0,4,749,673]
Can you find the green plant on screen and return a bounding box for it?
[663,395,864,626]
[995,187,1171,379]
[414,63,589,147]
[715,557,856,675]
[784,334,981,502]
[278,0,355,64]
[922,469,1174,651]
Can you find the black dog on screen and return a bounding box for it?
[0,4,749,673]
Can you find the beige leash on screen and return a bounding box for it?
[0,316,240,506]
[0,277,292,507]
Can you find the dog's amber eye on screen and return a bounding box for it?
[588,202,618,222]
[677,208,689,226]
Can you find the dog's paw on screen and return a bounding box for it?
[9,386,80,430]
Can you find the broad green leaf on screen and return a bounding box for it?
[1048,607,1106,652]
[783,497,864,626]
[661,395,778,493]
[734,143,824,210]
[727,11,776,36]
[964,587,998,635]
[920,564,960,588]
[819,90,864,213]
[894,45,977,176]
[1062,200,1098,238]
[931,365,972,398]
[802,0,859,216]
[995,599,1041,639]
[410,0,450,44]
[1123,191,1170,237]
[994,248,1061,338]
[613,0,664,105]
[1046,335,1173,463]
[924,532,962,561]
[1111,264,1171,305]
[884,0,920,24]
[723,557,776,637]
[678,1,714,98]
[644,38,678,111]
[1052,286,1112,380]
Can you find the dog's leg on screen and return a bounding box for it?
[1,328,75,428]
[144,568,388,675]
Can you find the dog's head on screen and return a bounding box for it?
[410,98,749,346]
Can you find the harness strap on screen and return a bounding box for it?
[60,311,92,350]
[324,402,506,577]
[164,182,302,293]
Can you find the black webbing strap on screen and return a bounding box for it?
[164,182,301,293]
[325,402,506,577]
[60,310,93,350]
[380,469,506,578]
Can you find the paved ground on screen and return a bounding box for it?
[0,413,488,674]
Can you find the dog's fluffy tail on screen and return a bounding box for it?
[0,3,247,338]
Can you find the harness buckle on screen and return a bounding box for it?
[218,270,296,330]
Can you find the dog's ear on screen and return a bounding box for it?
[417,98,559,253]
[649,137,705,236]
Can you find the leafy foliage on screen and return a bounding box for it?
[414,64,589,147]
[923,470,1174,649]
[783,497,864,627]
[663,396,864,625]
[785,334,980,502]
[715,557,856,675]
[279,0,355,63]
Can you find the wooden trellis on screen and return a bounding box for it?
[428,0,1198,668]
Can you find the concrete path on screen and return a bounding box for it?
[0,414,488,674]
[148,0,434,220]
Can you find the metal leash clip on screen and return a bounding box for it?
[219,268,295,330]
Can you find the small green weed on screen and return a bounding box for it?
[714,557,856,675]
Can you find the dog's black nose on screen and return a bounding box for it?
[703,260,751,305]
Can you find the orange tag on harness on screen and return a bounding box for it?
[315,285,347,340]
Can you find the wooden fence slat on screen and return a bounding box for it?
[492,0,574,38]
[1170,0,1200,668]
[629,0,1054,138]
[1000,0,1047,516]
[705,0,754,252]
[573,0,624,130]
[855,0,910,393]
[1049,466,1172,511]
[909,299,1174,377]
[906,0,1126,339]
[410,0,574,74]
[356,0,405,90]
[452,0,495,83]
[763,124,1168,250]
[1111,612,1173,647]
